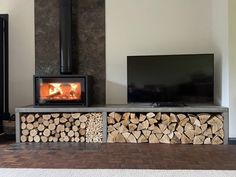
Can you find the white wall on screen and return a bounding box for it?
[211,0,229,107]
[0,0,35,114]
[106,0,213,104]
[229,0,236,137]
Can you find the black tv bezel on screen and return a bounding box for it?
[127,53,215,106]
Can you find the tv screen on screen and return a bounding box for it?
[127,54,214,105]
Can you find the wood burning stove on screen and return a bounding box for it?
[34,75,92,106]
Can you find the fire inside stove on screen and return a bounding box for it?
[40,82,82,101]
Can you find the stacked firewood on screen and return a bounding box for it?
[20,113,103,143]
[107,112,224,144]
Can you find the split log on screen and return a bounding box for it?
[60,117,67,124]
[118,125,129,133]
[142,120,149,130]
[72,113,80,119]
[159,124,167,133]
[184,123,194,131]
[62,113,71,119]
[204,137,211,144]
[139,114,146,122]
[174,132,182,140]
[170,113,178,123]
[142,130,151,138]
[212,136,223,145]
[195,126,202,136]
[185,130,195,140]
[161,114,171,125]
[132,131,141,139]
[168,123,177,132]
[148,118,157,125]
[123,112,130,121]
[201,124,208,133]
[198,113,211,124]
[149,134,159,143]
[215,129,224,139]
[148,124,155,131]
[127,134,136,143]
[121,120,130,127]
[155,112,161,120]
[108,117,115,125]
[203,128,213,138]
[179,118,189,127]
[114,113,122,122]
[163,128,171,135]
[193,135,205,144]
[160,134,170,144]
[171,135,180,144]
[177,114,186,121]
[43,114,51,120]
[138,135,148,143]
[130,118,139,124]
[146,112,155,119]
[128,124,137,132]
[181,134,192,144]
[208,116,223,134]
[113,123,121,130]
[115,133,126,143]
[122,132,131,139]
[153,126,162,134]
[51,113,60,118]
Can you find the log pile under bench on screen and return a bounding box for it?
[20,113,103,143]
[107,112,224,144]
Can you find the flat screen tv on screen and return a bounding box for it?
[127,54,214,106]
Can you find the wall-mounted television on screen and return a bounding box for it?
[127,54,214,106]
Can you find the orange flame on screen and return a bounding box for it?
[40,82,81,101]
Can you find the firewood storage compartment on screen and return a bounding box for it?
[15,105,229,144]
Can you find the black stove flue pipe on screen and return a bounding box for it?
[60,0,72,74]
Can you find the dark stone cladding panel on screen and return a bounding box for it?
[35,0,105,104]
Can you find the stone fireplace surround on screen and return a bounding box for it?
[15,105,228,144]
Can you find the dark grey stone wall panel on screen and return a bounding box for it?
[35,0,105,104]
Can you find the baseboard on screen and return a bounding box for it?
[228,138,236,145]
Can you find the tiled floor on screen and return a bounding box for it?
[0,142,236,169]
